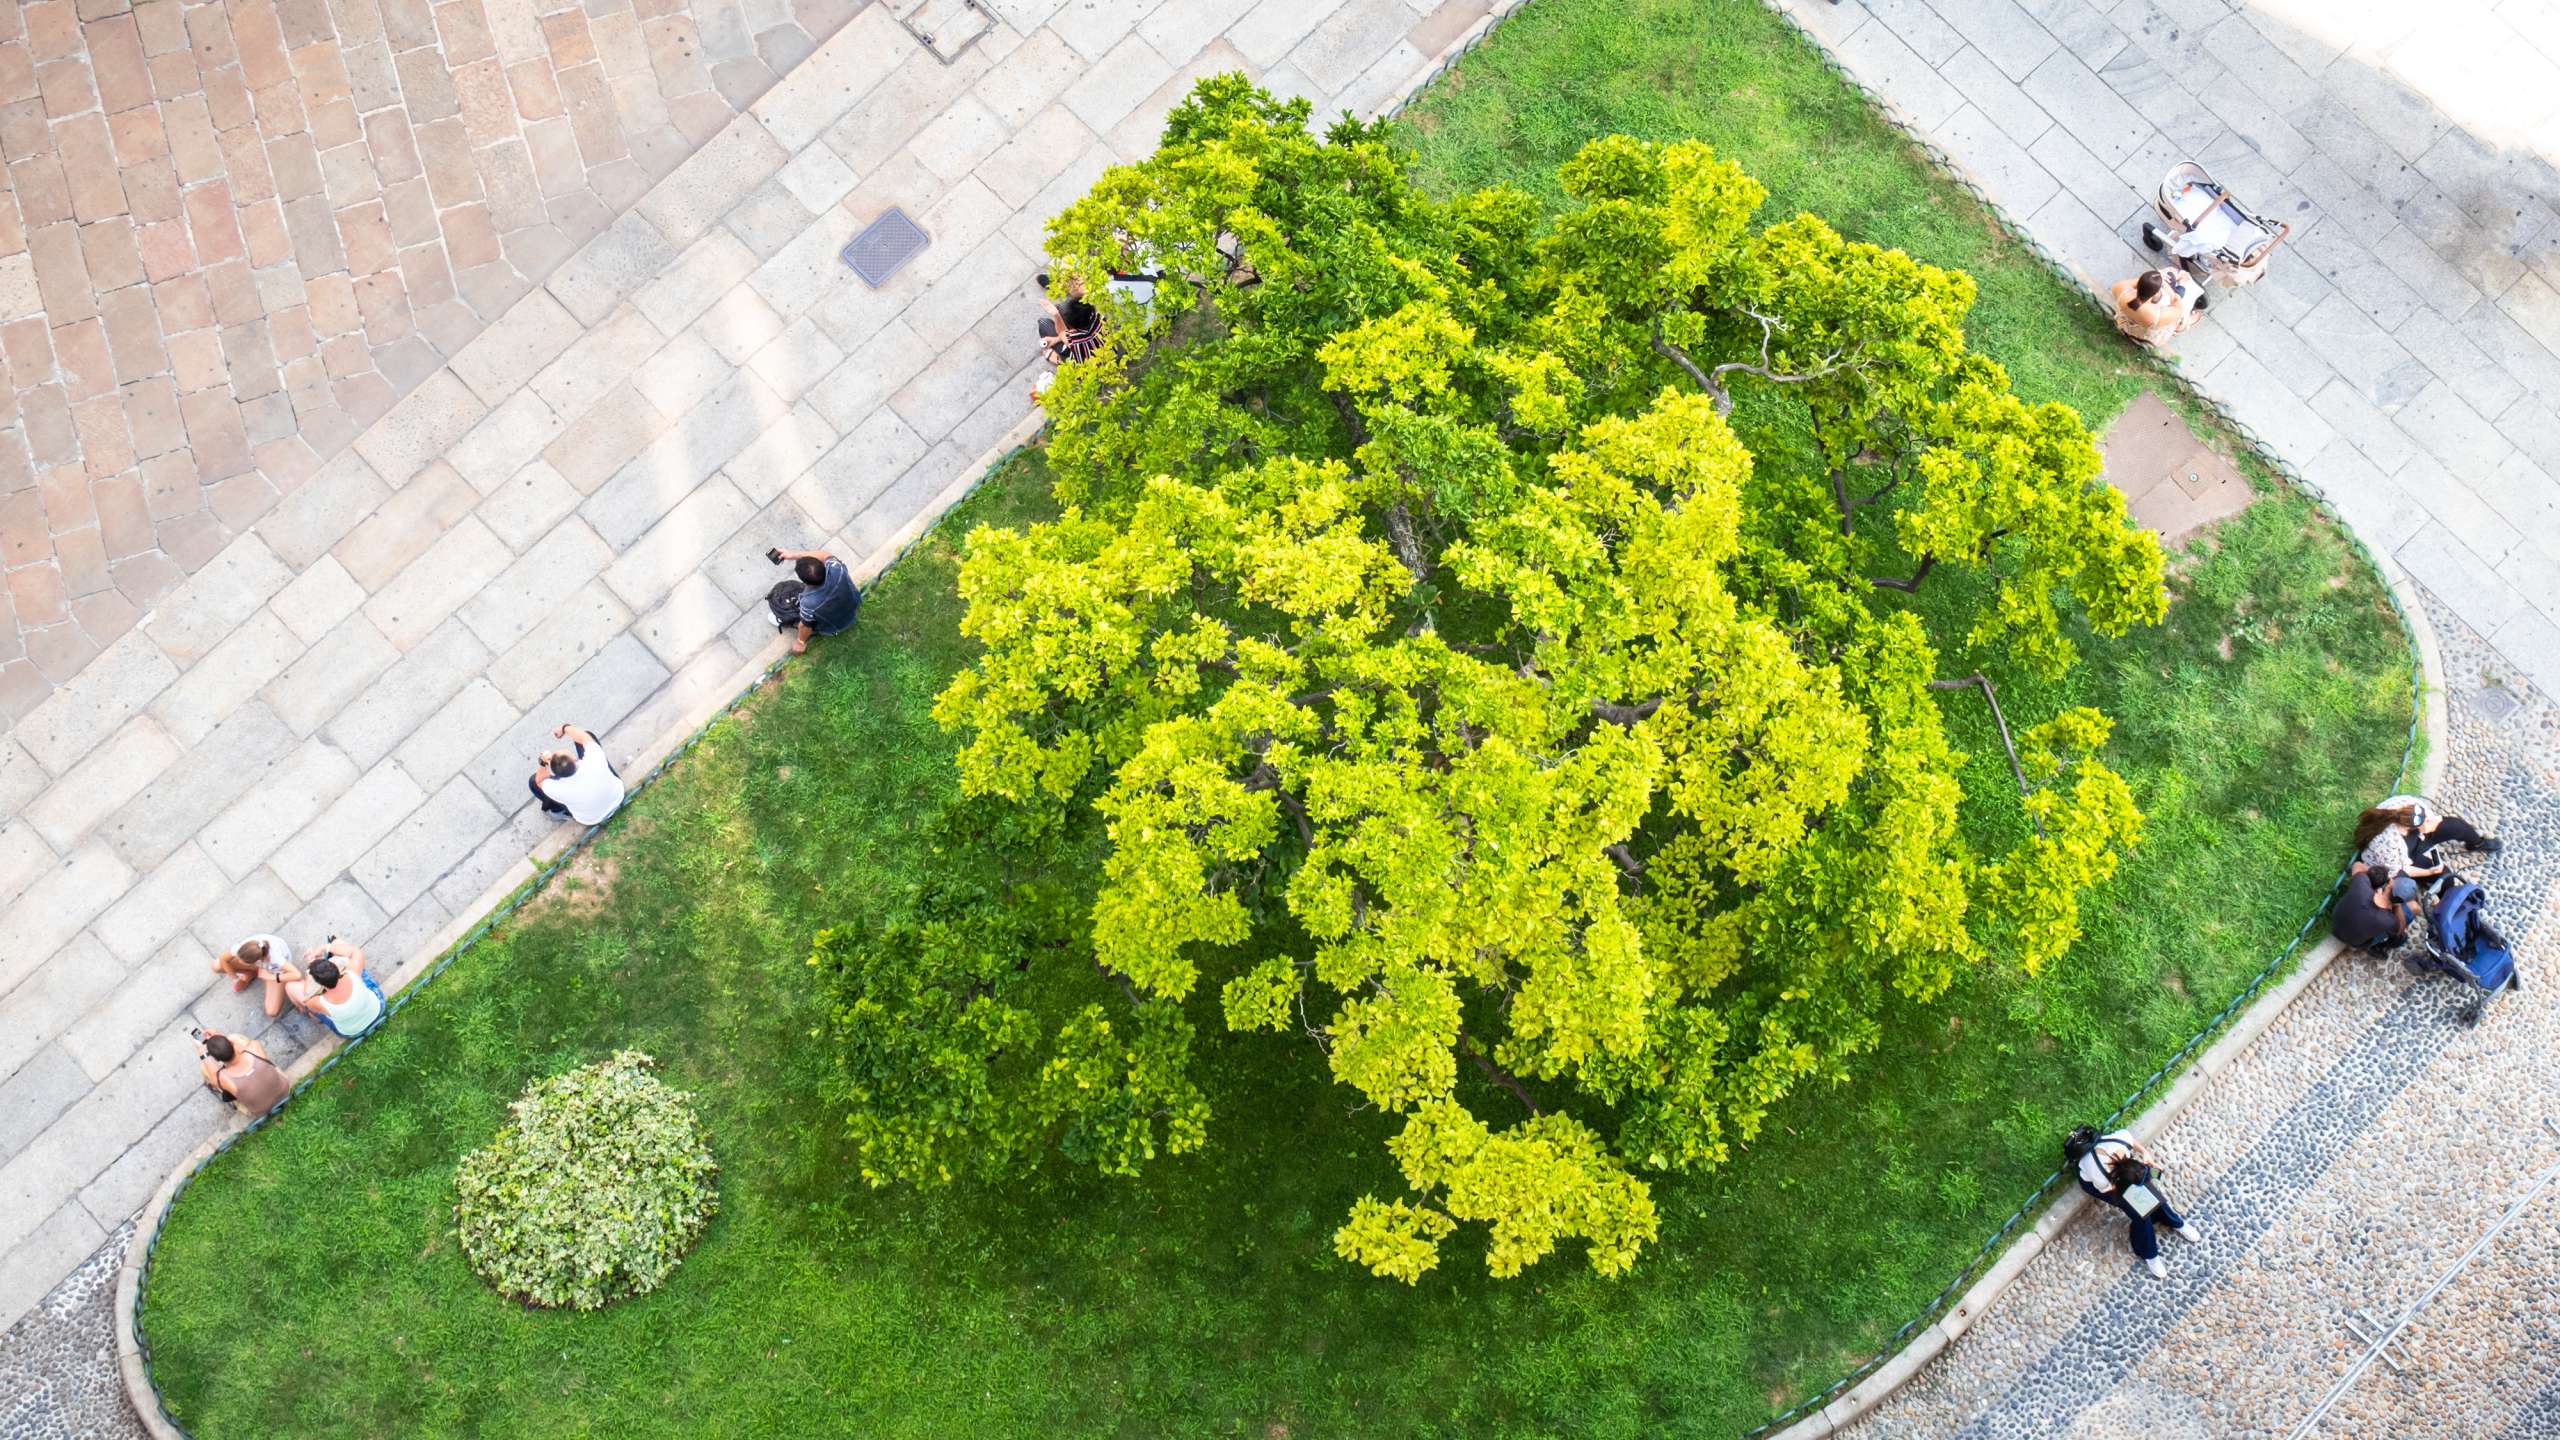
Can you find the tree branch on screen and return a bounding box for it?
[1459,1030,1541,1116]
[1929,672,2042,838]
[1870,553,1937,593]
[1275,787,1315,849]
[1589,696,1663,727]
[1382,500,1432,585]
[1650,315,1729,413]
[1605,842,1645,892]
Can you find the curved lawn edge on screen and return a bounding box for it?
[1737,0,2452,1432]
[117,2,2439,1432]
[114,406,1047,1440]
[1757,547,2444,1440]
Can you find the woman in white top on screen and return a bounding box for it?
[2350,794,2498,891]
[213,934,293,1001]
[271,937,385,1039]
[2064,1125,2199,1279]
[529,723,626,825]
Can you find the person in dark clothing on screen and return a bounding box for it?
[771,548,861,653]
[1036,273,1102,364]
[2332,866,2419,951]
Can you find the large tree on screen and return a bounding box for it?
[836,77,2162,1282]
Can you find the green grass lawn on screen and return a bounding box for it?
[139,2,2417,1435]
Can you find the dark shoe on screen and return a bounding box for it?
[2142,222,2168,252]
[2472,837,2503,856]
[2192,294,2209,311]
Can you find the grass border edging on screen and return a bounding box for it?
[114,406,1048,1440]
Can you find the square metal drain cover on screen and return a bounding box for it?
[2471,684,2524,724]
[842,208,930,287]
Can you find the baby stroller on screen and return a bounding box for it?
[2408,881,2520,1026]
[2141,162,2291,289]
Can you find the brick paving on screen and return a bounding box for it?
[0,0,1499,1369]
[0,0,867,720]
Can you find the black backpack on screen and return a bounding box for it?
[766,579,805,630]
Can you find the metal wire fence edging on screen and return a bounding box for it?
[126,9,2431,1432]
[124,441,1037,1440]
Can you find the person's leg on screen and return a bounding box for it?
[2128,1210,2161,1261]
[529,775,570,816]
[2158,1199,2187,1233]
[2413,817,2493,861]
[262,971,286,1017]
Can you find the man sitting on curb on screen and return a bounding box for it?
[770,547,863,654]
[530,722,626,824]
[2332,865,2419,953]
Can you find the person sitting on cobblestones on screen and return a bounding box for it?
[214,934,292,996]
[2110,266,2206,348]
[197,1031,288,1117]
[270,937,385,1039]
[768,548,862,654]
[529,723,626,824]
[2353,794,2500,893]
[2065,1125,2199,1279]
[2331,866,2419,953]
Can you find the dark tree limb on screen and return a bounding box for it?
[1605,843,1646,892]
[1459,1030,1541,1116]
[1275,787,1315,849]
[1383,500,1432,585]
[1870,553,1938,593]
[1929,672,2042,838]
[1590,696,1664,727]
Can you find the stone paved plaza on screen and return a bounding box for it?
[0,0,865,717]
[6,0,2560,1434]
[0,0,1498,1380]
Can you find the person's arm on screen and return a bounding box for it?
[309,938,365,975]
[793,621,813,654]
[200,1056,224,1091]
[774,548,832,565]
[553,723,599,750]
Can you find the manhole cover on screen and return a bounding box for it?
[842,208,930,288]
[2472,685,2524,724]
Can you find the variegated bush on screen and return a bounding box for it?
[453,1051,719,1310]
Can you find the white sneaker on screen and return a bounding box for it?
[2174,1219,2202,1244]
[2146,1255,2169,1279]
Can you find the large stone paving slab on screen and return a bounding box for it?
[0,0,1500,1371]
[0,0,872,719]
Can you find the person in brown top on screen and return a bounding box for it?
[2111,266,2207,348]
[198,1031,289,1117]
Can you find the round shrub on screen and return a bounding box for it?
[453,1051,718,1310]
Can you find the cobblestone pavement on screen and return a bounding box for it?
[1854,596,2560,1437]
[0,0,1500,1394]
[0,1226,142,1440]
[1781,0,2560,704]
[0,0,866,715]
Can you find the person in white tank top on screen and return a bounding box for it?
[273,937,385,1038]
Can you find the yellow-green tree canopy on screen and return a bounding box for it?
[909,79,2161,1282]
